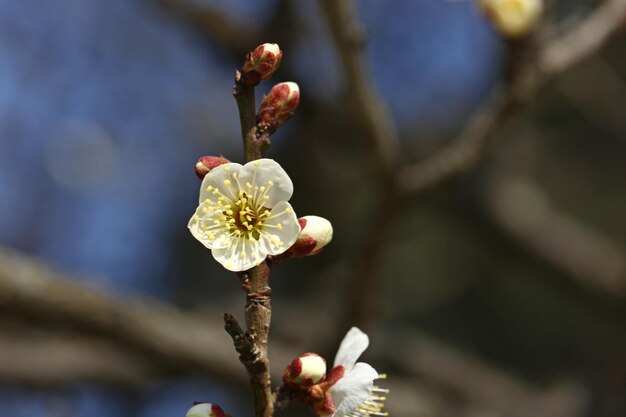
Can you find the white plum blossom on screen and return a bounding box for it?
[325,327,388,417]
[188,158,300,271]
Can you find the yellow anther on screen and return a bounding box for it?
[224,167,230,172]
[277,224,283,230]
[255,161,260,167]
[268,180,274,186]
[213,220,220,225]
[227,210,233,215]
[201,207,208,213]
[193,215,199,221]
[206,186,213,191]
[240,252,246,259]
[260,186,266,192]
[246,182,253,188]
[285,208,292,214]
[223,180,231,186]
[232,172,237,178]
[263,195,269,200]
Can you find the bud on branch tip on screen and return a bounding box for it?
[242,43,283,85]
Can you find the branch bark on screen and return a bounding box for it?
[232,70,274,417]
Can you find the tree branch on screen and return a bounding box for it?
[0,332,158,387]
[540,0,626,75]
[402,0,626,195]
[154,0,258,55]
[0,247,244,383]
[484,176,626,298]
[318,0,400,188]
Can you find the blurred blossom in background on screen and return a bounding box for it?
[0,0,624,416]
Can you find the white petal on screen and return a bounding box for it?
[330,363,378,417]
[333,327,369,370]
[258,201,299,255]
[238,159,293,208]
[188,200,232,250]
[199,162,243,204]
[212,237,266,272]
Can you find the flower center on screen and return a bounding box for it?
[227,191,269,240]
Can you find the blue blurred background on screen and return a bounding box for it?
[0,0,624,416]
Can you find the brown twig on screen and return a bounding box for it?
[318,0,400,188]
[154,0,258,55]
[540,0,626,75]
[232,68,274,417]
[484,176,626,298]
[318,0,405,335]
[224,313,271,415]
[0,333,157,387]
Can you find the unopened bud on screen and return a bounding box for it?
[283,353,327,389]
[242,43,282,84]
[479,0,543,38]
[293,216,333,256]
[257,82,300,135]
[186,403,227,417]
[195,156,230,180]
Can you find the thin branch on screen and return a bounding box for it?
[318,0,405,335]
[484,176,626,298]
[232,67,274,417]
[402,0,626,195]
[318,0,400,188]
[0,333,157,387]
[154,0,258,55]
[387,328,589,417]
[0,247,244,383]
[540,0,626,75]
[224,313,271,415]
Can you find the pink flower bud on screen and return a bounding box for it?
[294,216,333,256]
[186,403,227,417]
[195,156,230,180]
[257,82,300,135]
[242,43,282,84]
[283,352,327,389]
